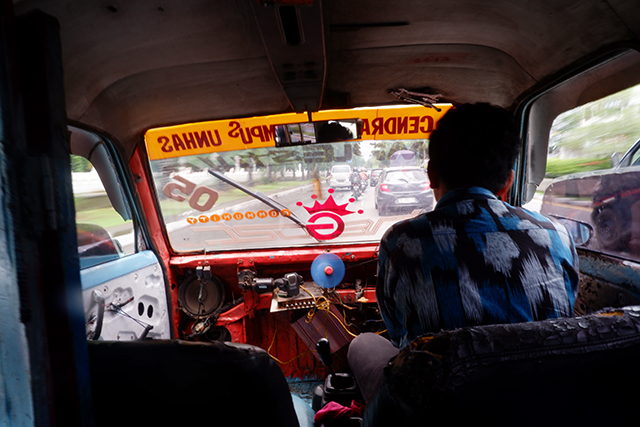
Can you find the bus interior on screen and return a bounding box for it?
[3,0,640,425]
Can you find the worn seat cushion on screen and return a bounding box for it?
[365,306,640,426]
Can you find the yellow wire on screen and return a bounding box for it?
[267,321,311,365]
[267,286,387,364]
[300,285,359,338]
[326,287,387,336]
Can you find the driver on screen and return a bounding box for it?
[348,103,579,403]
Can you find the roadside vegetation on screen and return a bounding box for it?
[545,157,612,178]
[547,84,640,177]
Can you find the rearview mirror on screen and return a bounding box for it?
[274,119,361,147]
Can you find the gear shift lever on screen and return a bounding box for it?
[316,338,335,376]
[316,337,354,390]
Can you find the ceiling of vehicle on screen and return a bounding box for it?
[12,0,640,159]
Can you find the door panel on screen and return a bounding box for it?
[70,128,172,341]
[82,250,171,340]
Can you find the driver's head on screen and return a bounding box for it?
[428,103,521,194]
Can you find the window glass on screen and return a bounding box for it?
[72,154,135,268]
[145,105,451,253]
[332,165,351,173]
[630,147,640,166]
[539,84,640,260]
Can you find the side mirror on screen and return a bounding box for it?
[611,152,621,168]
[552,216,593,246]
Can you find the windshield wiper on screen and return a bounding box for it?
[207,169,316,239]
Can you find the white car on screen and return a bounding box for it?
[328,164,353,190]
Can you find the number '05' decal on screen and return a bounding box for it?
[162,175,219,212]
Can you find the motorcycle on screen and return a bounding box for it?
[351,172,364,200]
[358,179,368,196]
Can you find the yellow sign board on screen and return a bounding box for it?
[313,104,452,141]
[144,112,306,161]
[144,105,452,160]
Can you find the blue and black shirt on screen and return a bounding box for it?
[377,187,579,348]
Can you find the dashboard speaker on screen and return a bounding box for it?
[178,273,225,319]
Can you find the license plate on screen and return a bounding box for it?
[396,197,417,204]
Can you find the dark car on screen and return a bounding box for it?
[375,167,434,216]
[369,168,383,187]
[590,169,640,251]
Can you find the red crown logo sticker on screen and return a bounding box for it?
[297,189,363,241]
[300,194,355,216]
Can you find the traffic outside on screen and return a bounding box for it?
[72,84,640,260]
[71,99,585,259]
[149,140,435,252]
[540,83,640,260]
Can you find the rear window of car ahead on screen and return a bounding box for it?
[384,169,428,183]
[332,166,351,173]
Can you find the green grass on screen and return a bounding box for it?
[76,179,313,229]
[75,196,132,238]
[76,208,130,228]
[545,157,611,178]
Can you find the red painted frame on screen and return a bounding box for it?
[130,146,380,377]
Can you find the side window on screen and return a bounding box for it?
[540,83,640,261]
[630,147,640,167]
[72,152,135,269]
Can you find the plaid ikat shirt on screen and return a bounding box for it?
[377,187,579,348]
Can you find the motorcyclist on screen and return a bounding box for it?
[350,169,362,187]
[359,168,368,181]
[350,169,364,198]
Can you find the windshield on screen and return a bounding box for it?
[145,105,451,253]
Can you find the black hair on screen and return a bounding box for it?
[428,103,521,193]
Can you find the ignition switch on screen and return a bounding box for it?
[237,269,301,297]
[275,273,302,298]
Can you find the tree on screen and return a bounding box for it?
[70,155,92,172]
[551,85,640,159]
